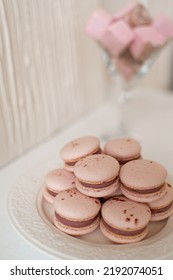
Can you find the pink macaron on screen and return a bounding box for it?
[43,168,76,204]
[120,159,167,203]
[100,196,151,243]
[147,183,173,221]
[74,154,120,198]
[53,188,101,236]
[101,178,123,202]
[60,136,101,172]
[104,137,142,164]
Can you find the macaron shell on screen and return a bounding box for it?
[60,136,100,162]
[148,184,173,208]
[74,154,120,183]
[54,214,100,236]
[101,196,151,230]
[45,168,76,192]
[64,163,75,172]
[104,187,123,199]
[104,138,141,162]
[100,219,148,243]
[121,183,167,203]
[120,159,167,190]
[42,185,58,204]
[147,184,173,221]
[76,177,119,198]
[100,179,122,200]
[150,204,173,221]
[53,188,101,221]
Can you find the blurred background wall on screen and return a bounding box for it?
[0,0,173,168]
[0,0,106,167]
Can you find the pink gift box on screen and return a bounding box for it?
[103,20,134,57]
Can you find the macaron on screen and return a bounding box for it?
[120,159,167,203]
[53,188,101,236]
[60,136,101,172]
[147,183,173,221]
[100,196,151,243]
[104,137,142,164]
[43,168,76,204]
[101,178,123,202]
[74,154,120,197]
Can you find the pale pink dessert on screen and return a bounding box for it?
[148,183,173,221]
[100,196,151,243]
[130,26,167,61]
[113,1,152,27]
[53,188,101,236]
[85,10,112,43]
[43,168,76,204]
[104,137,142,164]
[153,15,173,39]
[60,136,101,172]
[120,159,167,203]
[74,154,120,198]
[103,20,134,56]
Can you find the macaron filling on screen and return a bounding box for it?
[102,219,147,236]
[118,155,141,164]
[79,177,118,189]
[150,202,173,214]
[55,212,98,228]
[47,188,58,197]
[121,183,164,194]
[65,148,102,166]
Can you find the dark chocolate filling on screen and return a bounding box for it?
[47,188,58,197]
[151,202,173,214]
[102,219,146,236]
[79,177,117,189]
[121,183,164,194]
[65,148,102,166]
[55,212,98,228]
[118,155,141,164]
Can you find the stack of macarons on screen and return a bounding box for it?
[85,1,173,80]
[42,135,173,243]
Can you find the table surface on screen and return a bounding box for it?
[1,87,173,260]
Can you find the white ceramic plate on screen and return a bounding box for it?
[8,159,173,259]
